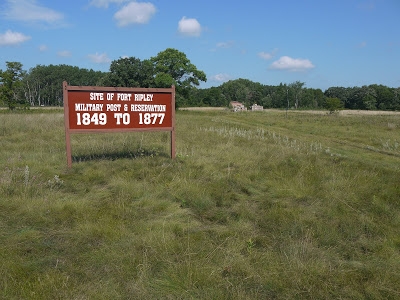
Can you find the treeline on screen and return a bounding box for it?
[24,64,104,107]
[190,80,326,109]
[191,79,400,111]
[20,66,400,111]
[324,85,400,111]
[1,48,399,111]
[0,48,206,109]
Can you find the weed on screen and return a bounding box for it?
[47,175,64,190]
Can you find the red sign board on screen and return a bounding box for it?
[63,81,175,167]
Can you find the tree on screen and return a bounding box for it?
[325,87,351,108]
[270,83,288,108]
[348,85,377,110]
[218,78,265,108]
[324,97,344,113]
[101,49,206,107]
[202,87,225,107]
[151,48,206,106]
[288,81,305,109]
[0,62,26,109]
[370,84,395,110]
[363,94,377,110]
[393,88,400,111]
[312,88,326,108]
[23,64,104,106]
[100,57,154,88]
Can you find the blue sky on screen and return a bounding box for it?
[1,0,399,91]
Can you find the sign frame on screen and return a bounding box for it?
[63,81,175,168]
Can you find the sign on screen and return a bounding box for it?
[63,81,175,167]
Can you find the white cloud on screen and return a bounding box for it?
[357,41,367,48]
[178,17,202,37]
[0,30,31,46]
[89,0,127,8]
[258,52,273,60]
[269,56,315,71]
[38,44,48,51]
[88,52,111,63]
[217,41,234,49]
[258,49,278,60]
[114,2,156,26]
[211,73,231,83]
[3,0,64,25]
[58,50,72,57]
[358,0,375,11]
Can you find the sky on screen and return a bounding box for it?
[1,0,399,91]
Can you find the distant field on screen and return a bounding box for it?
[338,109,400,116]
[181,106,400,116]
[1,109,399,299]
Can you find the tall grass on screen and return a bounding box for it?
[1,109,399,299]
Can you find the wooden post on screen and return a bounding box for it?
[171,85,176,159]
[63,81,72,168]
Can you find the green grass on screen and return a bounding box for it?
[1,109,399,299]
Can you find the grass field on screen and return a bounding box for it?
[1,109,399,299]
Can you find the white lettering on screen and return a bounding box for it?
[138,113,165,125]
[130,104,166,112]
[75,103,103,111]
[90,92,104,100]
[107,93,114,100]
[76,113,107,125]
[106,104,121,111]
[114,113,130,125]
[134,94,154,101]
[117,93,132,101]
